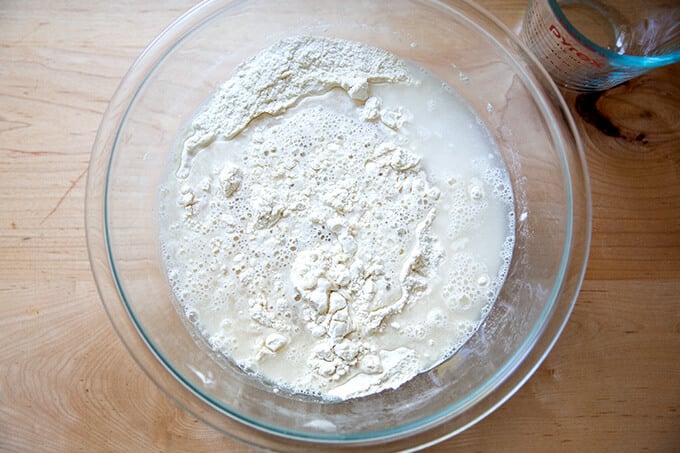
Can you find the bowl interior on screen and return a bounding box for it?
[88,0,590,449]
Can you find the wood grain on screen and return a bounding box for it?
[1,0,678,451]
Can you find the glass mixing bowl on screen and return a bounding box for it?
[86,0,591,450]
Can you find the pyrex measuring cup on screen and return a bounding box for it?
[521,0,680,91]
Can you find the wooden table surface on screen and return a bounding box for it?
[1,0,678,451]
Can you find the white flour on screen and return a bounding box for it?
[160,36,515,400]
[176,36,413,179]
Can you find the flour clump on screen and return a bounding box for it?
[159,36,515,400]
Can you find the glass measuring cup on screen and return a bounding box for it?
[520,0,680,91]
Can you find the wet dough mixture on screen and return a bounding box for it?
[159,36,515,400]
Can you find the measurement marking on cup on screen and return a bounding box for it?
[548,24,604,68]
